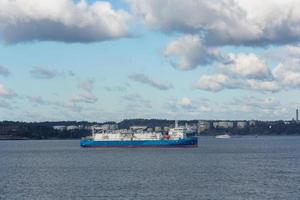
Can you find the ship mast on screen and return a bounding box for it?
[92,126,95,138]
[175,120,178,128]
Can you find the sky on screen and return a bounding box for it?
[1,0,300,122]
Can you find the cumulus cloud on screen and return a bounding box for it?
[177,97,196,110]
[194,74,232,92]
[227,96,290,118]
[164,34,223,70]
[236,96,281,110]
[71,79,98,104]
[71,92,98,104]
[128,0,300,92]
[165,97,214,118]
[246,79,280,92]
[0,65,10,77]
[193,73,280,93]
[0,84,17,98]
[129,0,300,46]
[219,53,271,79]
[0,0,130,44]
[178,97,192,107]
[163,95,293,120]
[129,73,173,90]
[269,46,300,89]
[273,64,300,88]
[30,67,58,79]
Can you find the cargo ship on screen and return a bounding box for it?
[80,121,198,148]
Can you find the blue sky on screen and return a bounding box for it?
[1,0,300,122]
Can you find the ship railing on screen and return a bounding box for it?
[82,136,93,140]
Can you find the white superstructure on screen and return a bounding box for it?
[168,127,187,139]
[90,121,187,141]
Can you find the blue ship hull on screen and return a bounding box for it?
[80,137,198,148]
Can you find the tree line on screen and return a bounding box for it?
[0,119,300,140]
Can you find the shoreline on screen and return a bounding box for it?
[1,135,300,141]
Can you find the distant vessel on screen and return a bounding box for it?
[80,121,198,148]
[215,133,231,139]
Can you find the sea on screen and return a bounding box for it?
[0,136,299,200]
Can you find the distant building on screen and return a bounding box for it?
[78,125,84,129]
[147,128,153,132]
[163,126,170,132]
[249,120,256,126]
[92,125,104,131]
[100,124,110,130]
[130,126,147,131]
[237,121,248,129]
[154,126,161,132]
[109,124,118,130]
[94,124,118,130]
[66,125,79,130]
[213,121,234,129]
[53,125,66,131]
[197,121,210,133]
[84,126,93,130]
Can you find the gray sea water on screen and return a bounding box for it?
[0,136,299,200]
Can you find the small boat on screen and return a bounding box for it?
[215,133,231,139]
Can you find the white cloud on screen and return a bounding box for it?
[230,96,293,119]
[219,53,271,79]
[0,65,10,77]
[163,95,293,120]
[164,97,215,119]
[194,74,231,92]
[176,97,196,110]
[282,45,300,57]
[129,0,300,46]
[0,0,130,43]
[227,96,288,118]
[273,63,300,88]
[129,0,257,45]
[71,91,98,104]
[193,74,280,93]
[178,97,192,107]
[268,45,300,89]
[246,79,280,92]
[129,0,300,92]
[164,34,222,70]
[129,73,173,90]
[0,84,17,98]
